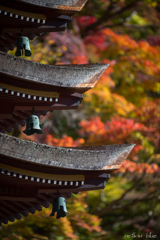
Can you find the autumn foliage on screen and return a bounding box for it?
[3,0,160,239]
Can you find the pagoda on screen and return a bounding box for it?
[0,0,88,52]
[0,51,108,133]
[0,0,135,225]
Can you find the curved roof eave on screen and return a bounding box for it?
[16,0,88,11]
[0,133,135,171]
[0,52,109,90]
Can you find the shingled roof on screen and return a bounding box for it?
[16,0,88,11]
[0,52,109,90]
[0,52,109,133]
[0,133,135,225]
[0,133,134,171]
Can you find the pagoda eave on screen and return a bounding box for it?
[16,0,88,12]
[0,53,109,133]
[0,133,135,171]
[0,52,109,90]
[0,133,135,225]
[0,0,81,52]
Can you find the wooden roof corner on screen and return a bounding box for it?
[16,0,88,11]
[0,52,109,133]
[0,133,135,171]
[0,132,135,225]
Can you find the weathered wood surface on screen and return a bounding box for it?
[0,52,109,90]
[0,52,108,133]
[16,0,88,10]
[0,133,135,170]
[0,132,134,225]
[0,52,108,132]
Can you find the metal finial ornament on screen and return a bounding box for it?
[50,193,69,219]
[15,33,32,57]
[23,113,43,136]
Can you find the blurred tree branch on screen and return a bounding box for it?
[97,187,159,217]
[99,23,160,30]
[94,171,146,216]
[83,0,140,35]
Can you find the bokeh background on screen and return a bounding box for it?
[1,0,160,239]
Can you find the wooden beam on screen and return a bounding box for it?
[2,119,19,129]
[0,211,15,222]
[36,197,49,208]
[0,203,21,220]
[12,114,25,126]
[3,26,67,34]
[0,196,36,201]
[0,39,14,50]
[38,193,52,204]
[14,110,30,119]
[13,201,34,214]
[0,163,85,181]
[2,33,17,45]
[26,202,42,211]
[0,121,12,132]
[1,200,28,217]
[0,82,59,98]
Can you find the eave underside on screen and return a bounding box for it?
[0,53,109,132]
[0,83,83,133]
[0,134,134,225]
[0,0,88,52]
[0,148,110,226]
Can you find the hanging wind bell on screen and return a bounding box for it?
[23,115,43,136]
[50,194,69,219]
[15,36,32,57]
